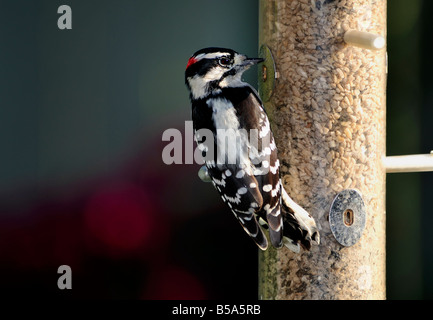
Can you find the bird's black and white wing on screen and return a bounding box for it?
[235,88,284,249]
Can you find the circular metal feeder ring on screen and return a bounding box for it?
[329,189,366,247]
[258,45,277,102]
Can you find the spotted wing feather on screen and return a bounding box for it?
[207,164,268,250]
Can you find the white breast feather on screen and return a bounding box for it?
[209,98,250,167]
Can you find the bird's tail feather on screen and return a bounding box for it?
[280,182,320,252]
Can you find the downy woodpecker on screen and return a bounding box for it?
[185,47,319,251]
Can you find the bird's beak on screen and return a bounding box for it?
[241,57,264,67]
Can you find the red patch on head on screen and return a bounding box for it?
[186,57,198,70]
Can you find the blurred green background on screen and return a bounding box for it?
[0,0,432,299]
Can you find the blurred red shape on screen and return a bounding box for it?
[84,182,156,255]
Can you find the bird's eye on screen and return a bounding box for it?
[219,57,232,67]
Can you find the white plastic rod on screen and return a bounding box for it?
[384,153,433,173]
[344,29,386,50]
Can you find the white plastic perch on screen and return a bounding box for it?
[384,152,433,173]
[344,29,385,50]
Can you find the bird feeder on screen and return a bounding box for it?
[257,0,387,300]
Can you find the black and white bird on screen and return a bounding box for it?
[185,47,320,251]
